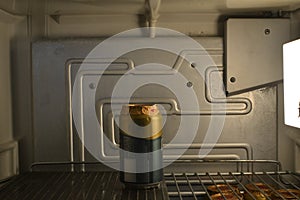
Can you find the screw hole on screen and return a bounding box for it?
[187,81,193,88]
[230,77,236,83]
[191,63,196,68]
[89,83,96,89]
[264,28,270,35]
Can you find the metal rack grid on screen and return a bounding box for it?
[165,160,300,199]
[0,172,169,200]
[165,171,300,200]
[0,160,299,200]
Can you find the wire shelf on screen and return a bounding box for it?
[165,171,300,200]
[0,160,299,200]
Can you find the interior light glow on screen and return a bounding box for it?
[283,38,300,128]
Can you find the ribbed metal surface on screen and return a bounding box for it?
[0,172,169,200]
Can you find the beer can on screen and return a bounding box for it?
[119,104,163,189]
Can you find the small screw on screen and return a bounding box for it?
[187,81,193,88]
[264,28,271,35]
[89,83,96,89]
[230,77,236,83]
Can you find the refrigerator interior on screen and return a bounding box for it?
[0,0,300,183]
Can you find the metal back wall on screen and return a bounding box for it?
[0,0,299,176]
[32,36,279,171]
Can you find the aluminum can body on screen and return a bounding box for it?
[119,104,163,189]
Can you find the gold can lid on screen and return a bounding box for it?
[210,193,241,200]
[207,184,239,193]
[245,183,272,192]
[273,189,300,199]
[119,104,162,140]
[121,104,160,116]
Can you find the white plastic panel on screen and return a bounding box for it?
[283,38,300,128]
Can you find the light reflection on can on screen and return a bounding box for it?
[119,104,163,189]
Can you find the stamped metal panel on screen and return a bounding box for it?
[32,38,277,170]
[225,18,290,95]
[32,40,99,162]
